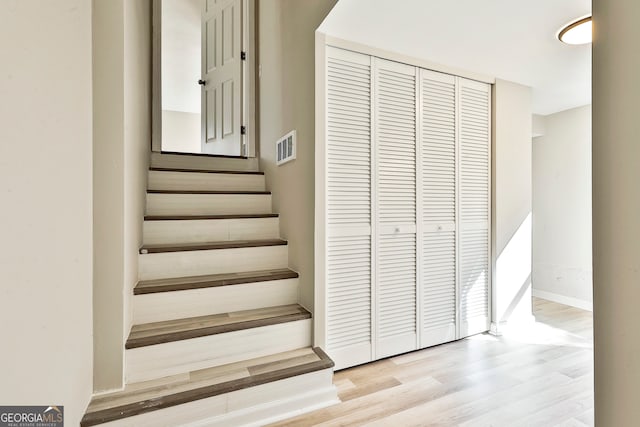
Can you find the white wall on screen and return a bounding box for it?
[93,0,151,392]
[162,110,201,153]
[161,0,201,153]
[532,105,592,310]
[492,79,534,332]
[124,0,152,362]
[0,0,93,424]
[593,1,640,424]
[93,0,125,392]
[259,0,338,312]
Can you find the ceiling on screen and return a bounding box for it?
[319,0,591,115]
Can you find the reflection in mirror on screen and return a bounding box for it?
[161,0,201,153]
[157,0,251,156]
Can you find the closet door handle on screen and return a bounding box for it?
[198,79,206,86]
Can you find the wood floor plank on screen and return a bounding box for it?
[268,298,594,427]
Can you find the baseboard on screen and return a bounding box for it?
[490,314,536,336]
[533,289,593,311]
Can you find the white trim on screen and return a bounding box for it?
[321,34,495,85]
[533,289,593,311]
[454,76,462,339]
[242,0,256,157]
[151,0,256,157]
[370,55,378,361]
[415,67,424,348]
[151,0,162,152]
[313,31,327,348]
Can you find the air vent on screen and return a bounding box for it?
[276,130,296,166]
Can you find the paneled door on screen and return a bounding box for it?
[373,58,418,359]
[201,0,243,156]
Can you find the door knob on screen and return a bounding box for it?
[198,79,206,86]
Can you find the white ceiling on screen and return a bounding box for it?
[319,0,591,115]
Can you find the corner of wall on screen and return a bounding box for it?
[491,79,533,328]
[257,0,338,313]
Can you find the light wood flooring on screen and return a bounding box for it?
[271,298,593,427]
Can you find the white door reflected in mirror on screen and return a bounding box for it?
[157,0,252,156]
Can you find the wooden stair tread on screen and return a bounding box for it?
[134,268,299,295]
[81,347,333,427]
[158,150,248,159]
[144,213,279,221]
[148,189,270,195]
[140,238,287,254]
[150,167,264,175]
[126,304,311,349]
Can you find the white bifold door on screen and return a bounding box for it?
[321,46,491,370]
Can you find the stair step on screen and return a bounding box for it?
[135,269,299,295]
[148,169,266,192]
[126,304,310,349]
[148,190,270,195]
[133,270,299,324]
[144,213,279,221]
[146,191,272,216]
[151,152,259,172]
[138,240,288,281]
[81,347,335,427]
[143,215,280,246]
[159,150,248,159]
[140,239,287,254]
[150,167,264,175]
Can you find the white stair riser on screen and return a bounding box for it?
[133,279,299,324]
[146,193,272,216]
[100,370,337,427]
[143,217,280,245]
[151,152,259,172]
[138,245,289,281]
[148,170,265,192]
[126,319,312,383]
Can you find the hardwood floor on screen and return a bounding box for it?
[270,298,593,427]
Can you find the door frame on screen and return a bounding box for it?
[151,0,256,157]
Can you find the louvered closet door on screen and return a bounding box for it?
[418,69,457,347]
[458,78,491,337]
[325,47,373,369]
[374,58,418,358]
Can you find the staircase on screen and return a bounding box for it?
[82,153,338,427]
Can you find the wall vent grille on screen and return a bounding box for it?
[276,130,297,165]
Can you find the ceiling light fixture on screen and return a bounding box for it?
[558,16,592,45]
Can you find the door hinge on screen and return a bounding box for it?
[241,51,247,61]
[241,126,247,135]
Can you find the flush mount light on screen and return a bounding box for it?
[558,16,592,45]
